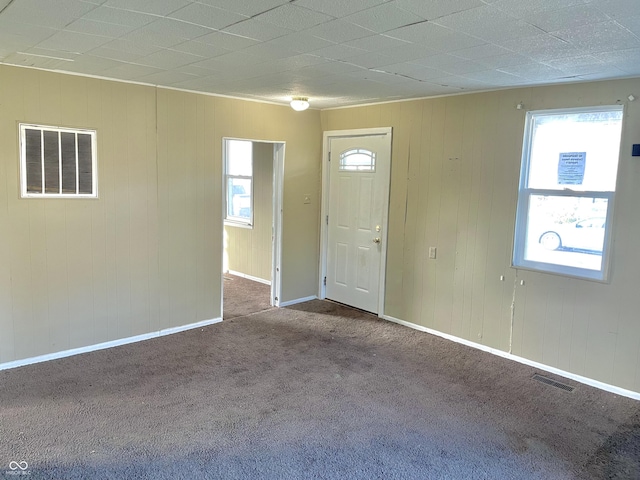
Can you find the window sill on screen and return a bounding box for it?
[224,220,253,229]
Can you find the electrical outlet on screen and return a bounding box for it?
[428,247,437,259]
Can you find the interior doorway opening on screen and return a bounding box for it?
[222,138,285,317]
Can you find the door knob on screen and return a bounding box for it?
[373,237,381,244]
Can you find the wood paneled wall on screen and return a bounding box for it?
[224,142,274,283]
[0,65,322,365]
[322,79,640,393]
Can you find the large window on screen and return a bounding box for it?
[20,124,97,198]
[512,106,623,281]
[224,139,253,227]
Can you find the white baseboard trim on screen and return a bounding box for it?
[382,314,640,401]
[279,295,317,307]
[0,317,223,372]
[227,270,271,285]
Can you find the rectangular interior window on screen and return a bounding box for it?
[224,139,253,227]
[512,107,623,281]
[20,124,97,198]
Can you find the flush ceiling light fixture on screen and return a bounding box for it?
[290,97,309,111]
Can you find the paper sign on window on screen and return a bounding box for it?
[558,152,586,185]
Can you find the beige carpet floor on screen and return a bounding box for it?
[0,275,638,479]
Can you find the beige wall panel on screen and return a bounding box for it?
[0,65,322,365]
[323,78,640,392]
[66,202,95,349]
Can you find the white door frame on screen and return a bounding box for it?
[318,127,392,317]
[221,138,285,315]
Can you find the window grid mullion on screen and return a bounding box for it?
[75,132,79,194]
[40,129,45,194]
[58,131,62,194]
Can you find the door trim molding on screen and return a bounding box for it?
[319,127,393,317]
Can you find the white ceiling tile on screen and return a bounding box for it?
[195,31,258,50]
[2,51,75,70]
[555,21,640,53]
[254,4,333,31]
[65,18,138,38]
[343,51,397,68]
[524,5,609,32]
[137,49,204,69]
[542,55,606,76]
[306,19,375,43]
[462,68,527,85]
[386,22,453,44]
[0,20,57,42]
[292,0,389,17]
[426,33,486,53]
[242,42,302,60]
[89,46,144,62]
[476,53,532,69]
[223,18,295,41]
[498,34,579,61]
[271,54,329,70]
[23,47,79,61]
[377,43,438,62]
[491,0,591,19]
[169,41,230,58]
[196,0,291,17]
[297,61,364,77]
[395,0,486,20]
[497,62,567,81]
[344,34,410,52]
[591,0,639,20]
[177,64,219,77]
[376,62,444,81]
[58,56,125,74]
[614,15,640,38]
[575,67,630,81]
[0,0,97,29]
[452,44,512,60]
[99,62,163,80]
[119,20,205,48]
[312,44,368,61]
[134,70,197,85]
[82,6,156,28]
[100,38,162,56]
[434,6,545,42]
[169,3,248,31]
[103,0,191,16]
[593,48,640,73]
[411,54,489,75]
[343,3,425,33]
[0,0,637,108]
[37,31,112,54]
[266,33,335,54]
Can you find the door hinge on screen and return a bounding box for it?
[326,215,329,225]
[328,152,331,162]
[323,276,327,286]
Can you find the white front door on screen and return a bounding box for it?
[325,133,391,314]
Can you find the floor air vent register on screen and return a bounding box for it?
[531,374,575,392]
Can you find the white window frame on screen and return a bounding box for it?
[19,123,98,198]
[512,106,623,282]
[223,138,254,228]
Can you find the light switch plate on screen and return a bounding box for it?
[303,194,311,204]
[428,247,437,259]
